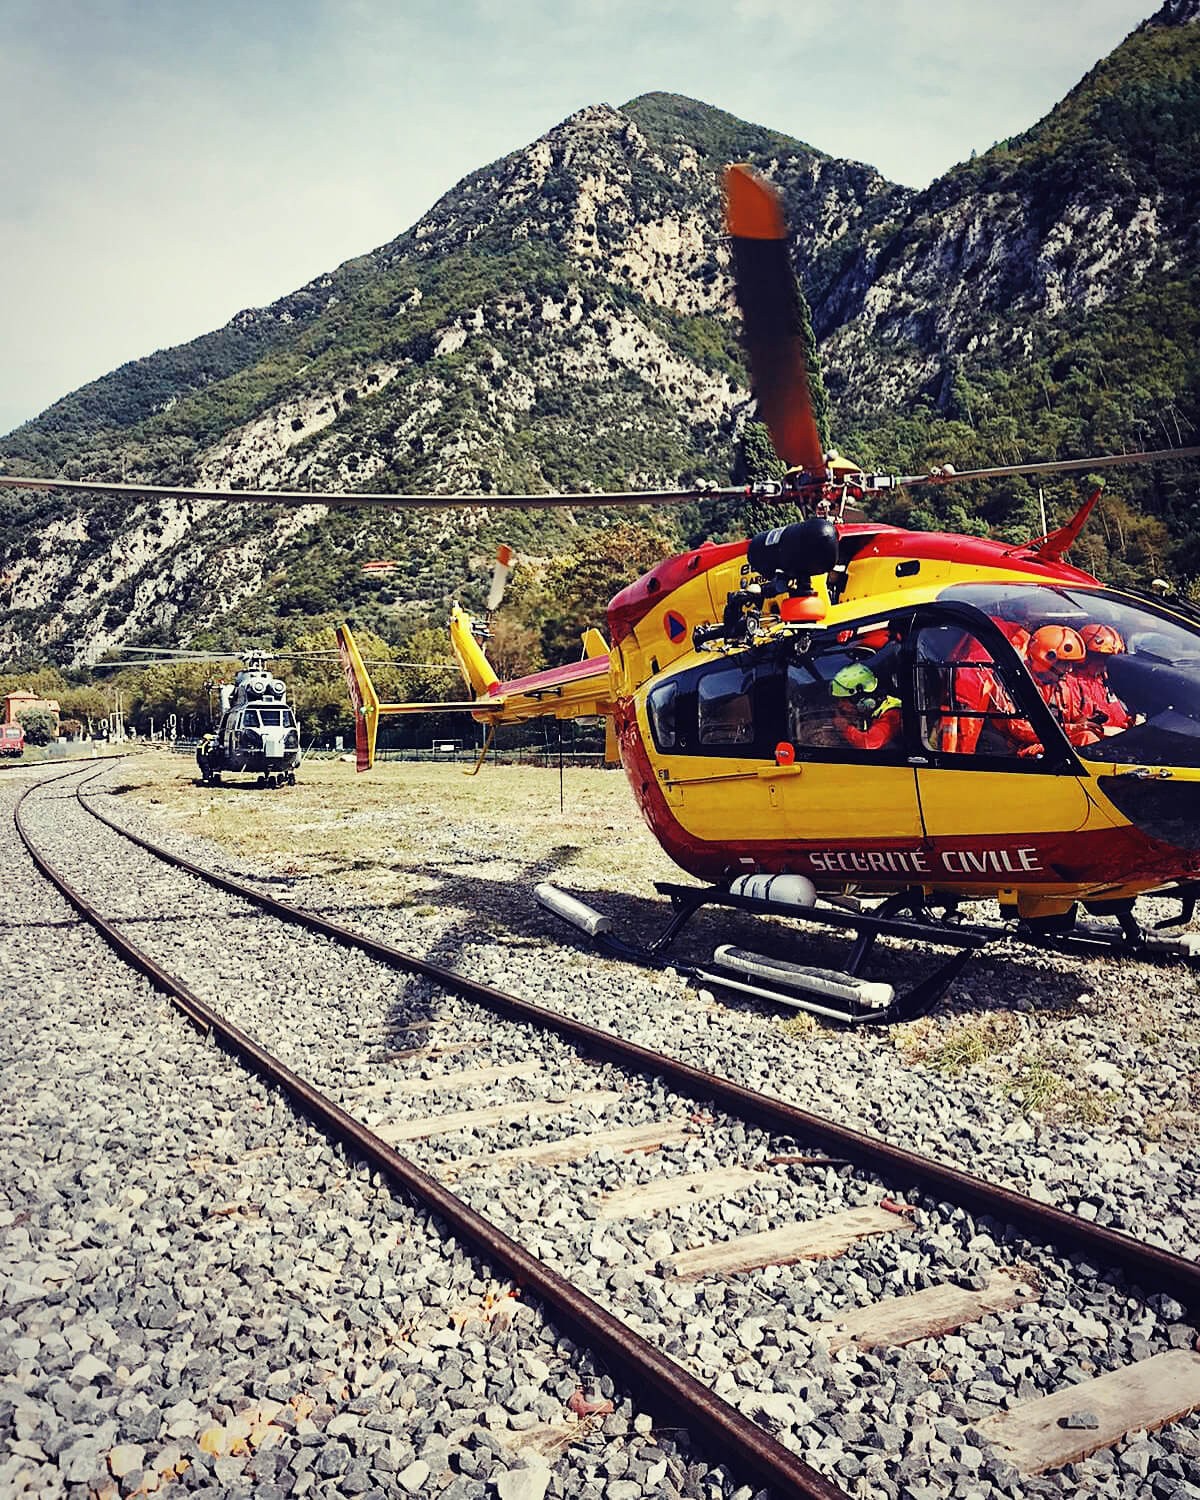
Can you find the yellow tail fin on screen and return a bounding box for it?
[449,605,499,697]
[335,624,380,772]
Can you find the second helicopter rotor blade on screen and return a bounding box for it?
[724,163,825,474]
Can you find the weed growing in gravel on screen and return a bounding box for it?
[778,1012,817,1040]
[894,1014,1021,1074]
[1006,1054,1115,1124]
[1144,1108,1200,1141]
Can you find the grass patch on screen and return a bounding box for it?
[116,753,674,899]
[1144,1109,1200,1142]
[1006,1052,1116,1125]
[778,1012,818,1041]
[894,1014,1021,1074]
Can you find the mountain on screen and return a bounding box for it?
[1,1,1198,666]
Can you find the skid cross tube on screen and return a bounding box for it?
[650,880,992,959]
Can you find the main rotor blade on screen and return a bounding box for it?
[7,445,1196,517]
[888,445,1200,489]
[0,475,744,509]
[724,164,825,473]
[106,646,243,659]
[92,657,226,671]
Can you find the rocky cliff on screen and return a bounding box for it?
[1,1,1197,663]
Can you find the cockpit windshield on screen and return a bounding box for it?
[938,583,1200,766]
[243,708,294,728]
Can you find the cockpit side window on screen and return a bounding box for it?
[697,664,755,747]
[786,634,906,758]
[913,625,1036,759]
[937,582,1200,767]
[646,623,911,762]
[647,679,677,751]
[645,650,781,758]
[242,709,260,728]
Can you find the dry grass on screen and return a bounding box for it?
[777,1012,818,1041]
[895,1013,1116,1124]
[893,1014,1021,1074]
[1004,1053,1116,1126]
[117,751,678,899]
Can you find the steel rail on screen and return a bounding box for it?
[74,768,1200,1311]
[15,768,846,1500]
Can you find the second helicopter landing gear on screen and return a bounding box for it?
[255,771,296,789]
[1013,897,1200,961]
[534,876,990,1025]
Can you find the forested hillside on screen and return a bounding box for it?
[1,0,1197,681]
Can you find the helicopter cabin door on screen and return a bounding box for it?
[908,611,1093,868]
[643,629,924,868]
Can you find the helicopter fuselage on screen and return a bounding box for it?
[197,665,301,785]
[604,526,1200,920]
[341,516,1200,926]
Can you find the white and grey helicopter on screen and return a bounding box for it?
[97,645,305,787]
[197,653,301,786]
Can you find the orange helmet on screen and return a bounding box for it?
[1080,622,1125,655]
[1028,624,1086,675]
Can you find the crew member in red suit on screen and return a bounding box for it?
[1027,624,1097,747]
[939,623,1041,755]
[1074,623,1135,735]
[989,619,1042,754]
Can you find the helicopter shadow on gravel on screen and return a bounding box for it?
[316,857,1097,1028]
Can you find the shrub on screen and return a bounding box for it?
[17,707,57,745]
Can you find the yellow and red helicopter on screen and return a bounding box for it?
[5,165,1200,1021]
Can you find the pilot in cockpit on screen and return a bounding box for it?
[1073,623,1137,736]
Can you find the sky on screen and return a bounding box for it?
[0,0,1158,439]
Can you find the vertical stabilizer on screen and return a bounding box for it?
[336,624,380,772]
[449,605,500,697]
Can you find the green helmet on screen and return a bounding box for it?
[831,663,879,701]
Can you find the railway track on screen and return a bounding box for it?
[13,759,1200,1497]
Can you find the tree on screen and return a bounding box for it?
[485,616,544,681]
[507,522,673,663]
[17,707,57,745]
[58,685,110,726]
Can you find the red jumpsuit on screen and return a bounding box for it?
[1035,670,1101,748]
[1074,663,1133,733]
[940,636,1038,754]
[836,703,901,751]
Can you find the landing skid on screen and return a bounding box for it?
[1014,904,1200,962]
[534,880,988,1025]
[886,888,1200,964]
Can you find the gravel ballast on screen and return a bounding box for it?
[5,755,1200,1499]
[2,766,749,1500]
